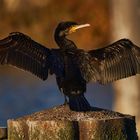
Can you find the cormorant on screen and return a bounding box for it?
[0,21,140,111]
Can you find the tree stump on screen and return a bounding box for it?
[8,105,138,140]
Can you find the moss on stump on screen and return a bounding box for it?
[8,105,138,140]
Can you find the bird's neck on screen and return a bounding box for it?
[55,35,77,50]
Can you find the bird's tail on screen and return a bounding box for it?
[68,94,91,111]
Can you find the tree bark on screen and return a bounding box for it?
[111,0,140,137]
[8,105,138,140]
[0,127,7,139]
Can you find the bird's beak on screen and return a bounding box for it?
[74,24,90,30]
[69,24,90,33]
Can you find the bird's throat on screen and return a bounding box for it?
[55,35,77,50]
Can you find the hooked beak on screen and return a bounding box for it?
[69,23,90,33]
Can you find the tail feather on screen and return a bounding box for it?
[69,94,91,111]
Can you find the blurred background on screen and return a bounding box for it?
[0,0,140,137]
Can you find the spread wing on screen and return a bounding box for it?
[86,39,140,84]
[0,32,62,80]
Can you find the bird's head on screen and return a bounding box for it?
[55,21,90,37]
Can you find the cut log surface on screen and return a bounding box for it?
[8,105,138,140]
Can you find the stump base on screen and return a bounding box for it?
[8,105,138,140]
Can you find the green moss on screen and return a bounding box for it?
[58,126,74,140]
[56,122,74,140]
[9,126,25,140]
[93,120,127,140]
[30,127,41,140]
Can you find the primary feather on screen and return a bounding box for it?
[88,39,140,84]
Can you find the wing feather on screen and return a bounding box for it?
[0,32,51,80]
[88,39,140,84]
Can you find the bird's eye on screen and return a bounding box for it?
[65,28,69,32]
[64,28,70,34]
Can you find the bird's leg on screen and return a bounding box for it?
[64,95,68,105]
[60,88,69,105]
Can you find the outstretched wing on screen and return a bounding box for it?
[0,32,52,80]
[87,39,140,84]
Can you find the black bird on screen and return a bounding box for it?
[0,21,140,111]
